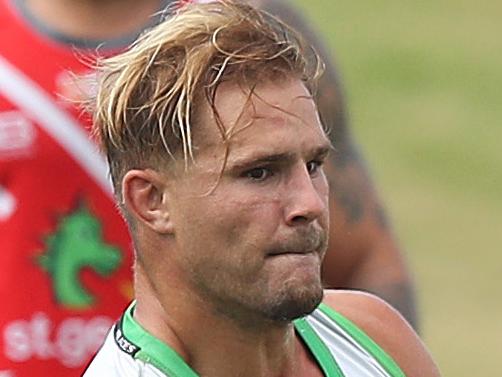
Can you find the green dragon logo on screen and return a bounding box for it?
[37,203,122,309]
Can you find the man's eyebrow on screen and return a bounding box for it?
[228,152,295,170]
[228,144,332,170]
[313,144,333,159]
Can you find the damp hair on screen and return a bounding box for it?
[91,0,324,206]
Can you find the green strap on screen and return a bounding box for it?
[121,303,199,377]
[317,303,407,377]
[294,317,345,377]
[120,302,404,377]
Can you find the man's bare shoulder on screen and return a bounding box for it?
[322,290,441,377]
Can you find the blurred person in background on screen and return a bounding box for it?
[0,0,416,375]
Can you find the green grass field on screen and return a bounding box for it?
[295,1,502,375]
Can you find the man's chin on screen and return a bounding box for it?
[264,285,324,322]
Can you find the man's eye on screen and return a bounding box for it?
[246,167,271,181]
[306,160,322,175]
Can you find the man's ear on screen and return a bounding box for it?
[122,169,174,234]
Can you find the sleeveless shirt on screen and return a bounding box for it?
[83,303,406,377]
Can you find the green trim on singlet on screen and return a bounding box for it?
[120,302,405,377]
[119,302,342,377]
[121,303,198,377]
[293,317,345,377]
[317,303,407,377]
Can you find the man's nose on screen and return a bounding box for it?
[284,165,327,227]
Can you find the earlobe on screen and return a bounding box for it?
[122,169,174,234]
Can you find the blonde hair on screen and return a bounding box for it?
[92,0,323,198]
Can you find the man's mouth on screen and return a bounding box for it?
[265,229,328,259]
[266,249,317,257]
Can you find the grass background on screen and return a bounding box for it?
[294,1,502,375]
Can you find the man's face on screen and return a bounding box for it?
[166,78,331,326]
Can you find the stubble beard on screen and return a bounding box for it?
[257,228,328,323]
[193,271,325,330]
[189,250,326,329]
[261,275,324,322]
[186,226,327,329]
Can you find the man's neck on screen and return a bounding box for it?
[22,0,165,41]
[133,267,323,377]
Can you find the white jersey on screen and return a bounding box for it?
[83,303,406,377]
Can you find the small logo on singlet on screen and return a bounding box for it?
[114,322,140,356]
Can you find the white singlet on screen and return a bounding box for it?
[83,302,406,377]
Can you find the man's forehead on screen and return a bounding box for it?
[196,79,323,145]
[221,80,317,121]
[174,79,330,176]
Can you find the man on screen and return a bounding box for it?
[84,2,438,376]
[0,0,416,375]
